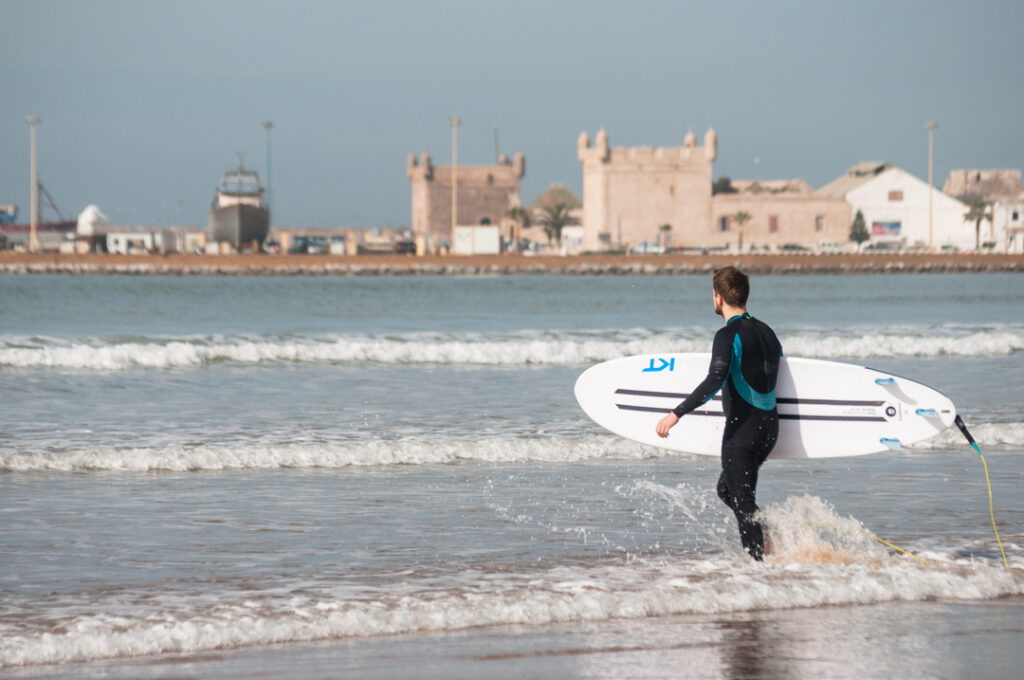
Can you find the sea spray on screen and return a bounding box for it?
[760,495,890,565]
[628,480,735,556]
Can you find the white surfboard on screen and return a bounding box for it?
[574,354,956,459]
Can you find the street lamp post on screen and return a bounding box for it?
[262,121,273,211]
[26,116,40,253]
[925,121,938,251]
[449,117,461,241]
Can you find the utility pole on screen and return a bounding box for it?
[449,116,461,241]
[26,116,40,253]
[925,121,937,251]
[262,121,273,211]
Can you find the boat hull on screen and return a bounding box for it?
[208,204,270,249]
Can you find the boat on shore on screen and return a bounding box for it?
[0,220,76,251]
[208,161,269,251]
[0,204,17,225]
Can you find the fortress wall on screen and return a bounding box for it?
[601,162,713,248]
[944,169,1023,199]
[608,146,710,165]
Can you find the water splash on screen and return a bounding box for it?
[761,495,890,565]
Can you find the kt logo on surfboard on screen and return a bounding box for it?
[642,357,675,372]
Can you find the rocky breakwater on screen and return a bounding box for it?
[1,253,1023,276]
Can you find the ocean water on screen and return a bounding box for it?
[1,273,1022,679]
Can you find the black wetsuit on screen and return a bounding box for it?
[672,313,782,560]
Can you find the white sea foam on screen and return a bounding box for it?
[3,420,1020,473]
[2,509,1020,668]
[782,330,1024,359]
[909,421,1024,450]
[0,436,663,472]
[1,325,1021,370]
[0,331,698,370]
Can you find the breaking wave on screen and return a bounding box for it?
[2,494,1019,669]
[1,324,1022,370]
[908,421,1024,450]
[2,422,1020,473]
[0,436,662,472]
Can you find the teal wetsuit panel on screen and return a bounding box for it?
[730,333,777,410]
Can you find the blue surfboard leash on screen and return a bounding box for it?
[954,415,1009,568]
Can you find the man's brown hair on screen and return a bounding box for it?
[713,266,750,307]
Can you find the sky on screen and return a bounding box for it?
[2,0,1022,229]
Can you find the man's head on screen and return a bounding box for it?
[712,266,749,316]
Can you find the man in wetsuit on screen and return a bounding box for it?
[655,266,782,561]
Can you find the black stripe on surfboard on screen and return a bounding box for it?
[615,404,719,416]
[777,397,885,407]
[778,413,886,422]
[614,403,886,423]
[614,388,884,408]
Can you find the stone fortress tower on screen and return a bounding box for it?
[943,169,1024,252]
[577,128,717,251]
[407,152,525,243]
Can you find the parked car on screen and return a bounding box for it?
[863,241,900,252]
[628,242,665,255]
[778,243,811,252]
[817,241,848,254]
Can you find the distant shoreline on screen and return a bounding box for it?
[2,252,1022,276]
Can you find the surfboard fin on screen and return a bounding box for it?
[874,377,896,385]
[879,437,903,451]
[915,408,939,418]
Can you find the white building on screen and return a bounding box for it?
[452,225,500,255]
[943,169,1024,253]
[76,204,110,238]
[106,231,156,254]
[818,162,972,251]
[105,228,175,255]
[170,227,207,254]
[995,203,1024,253]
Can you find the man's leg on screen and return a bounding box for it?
[716,471,735,510]
[719,446,765,560]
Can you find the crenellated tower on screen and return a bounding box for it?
[577,128,717,251]
[407,151,524,241]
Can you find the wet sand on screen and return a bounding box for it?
[2,251,1022,275]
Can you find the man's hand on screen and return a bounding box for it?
[656,412,679,438]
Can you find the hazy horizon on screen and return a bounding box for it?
[2,0,1022,228]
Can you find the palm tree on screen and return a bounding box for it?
[506,206,530,248]
[964,199,993,251]
[733,211,751,252]
[536,202,579,246]
[506,206,530,227]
